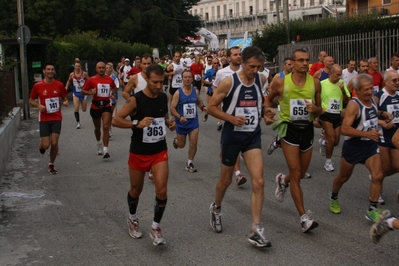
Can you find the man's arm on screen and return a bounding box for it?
[112,97,139,128]
[170,90,185,123]
[208,76,246,127]
[341,101,380,141]
[65,73,73,91]
[313,69,321,80]
[123,75,137,100]
[165,64,175,77]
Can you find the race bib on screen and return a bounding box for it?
[387,104,399,124]
[327,98,340,114]
[45,97,60,113]
[234,107,258,132]
[194,74,201,81]
[97,84,110,97]
[142,117,166,143]
[290,99,311,121]
[73,79,83,92]
[183,103,196,119]
[361,117,379,141]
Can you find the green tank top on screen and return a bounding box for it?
[279,73,316,122]
[320,79,350,113]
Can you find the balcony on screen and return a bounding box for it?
[349,3,399,16]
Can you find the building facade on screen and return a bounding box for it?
[189,0,346,48]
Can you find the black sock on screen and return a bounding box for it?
[74,112,80,122]
[369,201,378,210]
[127,192,139,215]
[153,197,167,223]
[331,192,339,200]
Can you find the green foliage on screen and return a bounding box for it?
[46,32,152,82]
[0,1,201,51]
[254,15,399,62]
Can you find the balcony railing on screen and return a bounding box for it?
[349,3,399,16]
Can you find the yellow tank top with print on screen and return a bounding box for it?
[279,73,316,122]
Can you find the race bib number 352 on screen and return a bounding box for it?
[234,107,258,132]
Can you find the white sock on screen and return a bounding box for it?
[326,158,332,163]
[188,160,192,165]
[235,170,241,176]
[387,217,395,229]
[103,146,108,153]
[97,141,102,145]
[322,140,326,146]
[129,214,138,221]
[152,221,160,229]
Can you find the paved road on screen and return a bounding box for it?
[1,93,398,266]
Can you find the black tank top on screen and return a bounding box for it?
[129,91,168,154]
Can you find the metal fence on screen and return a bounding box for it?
[0,70,16,120]
[277,29,399,72]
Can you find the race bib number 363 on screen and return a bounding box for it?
[142,117,166,143]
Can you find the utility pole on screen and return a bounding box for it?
[276,0,281,24]
[17,0,30,119]
[283,0,290,43]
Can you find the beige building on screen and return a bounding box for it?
[189,0,345,48]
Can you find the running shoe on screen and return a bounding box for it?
[370,210,394,244]
[148,171,154,181]
[301,210,319,233]
[275,173,288,202]
[248,227,272,248]
[209,203,222,233]
[366,208,382,223]
[236,173,247,186]
[319,138,326,157]
[127,217,142,239]
[103,152,110,159]
[217,122,223,131]
[172,137,178,149]
[97,143,103,155]
[329,198,341,214]
[369,195,385,205]
[324,161,334,172]
[150,227,166,245]
[267,136,278,155]
[76,122,81,129]
[303,172,312,179]
[203,113,208,122]
[48,164,57,175]
[186,163,197,173]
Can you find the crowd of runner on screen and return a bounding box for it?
[28,47,399,247]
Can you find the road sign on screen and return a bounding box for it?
[16,25,31,45]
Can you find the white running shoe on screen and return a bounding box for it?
[150,227,166,245]
[97,143,103,155]
[301,210,319,233]
[76,122,81,129]
[319,138,326,157]
[127,217,142,239]
[303,172,312,179]
[324,161,334,172]
[275,173,288,202]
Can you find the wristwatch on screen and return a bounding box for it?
[132,120,139,129]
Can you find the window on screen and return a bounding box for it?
[300,0,305,7]
[205,12,209,21]
[211,6,215,19]
[250,6,253,15]
[310,0,315,6]
[242,1,246,14]
[236,2,240,15]
[383,0,391,4]
[217,6,220,18]
[270,2,274,11]
[229,9,233,17]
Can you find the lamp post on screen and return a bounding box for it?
[17,0,30,119]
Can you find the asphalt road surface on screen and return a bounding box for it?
[1,92,398,266]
